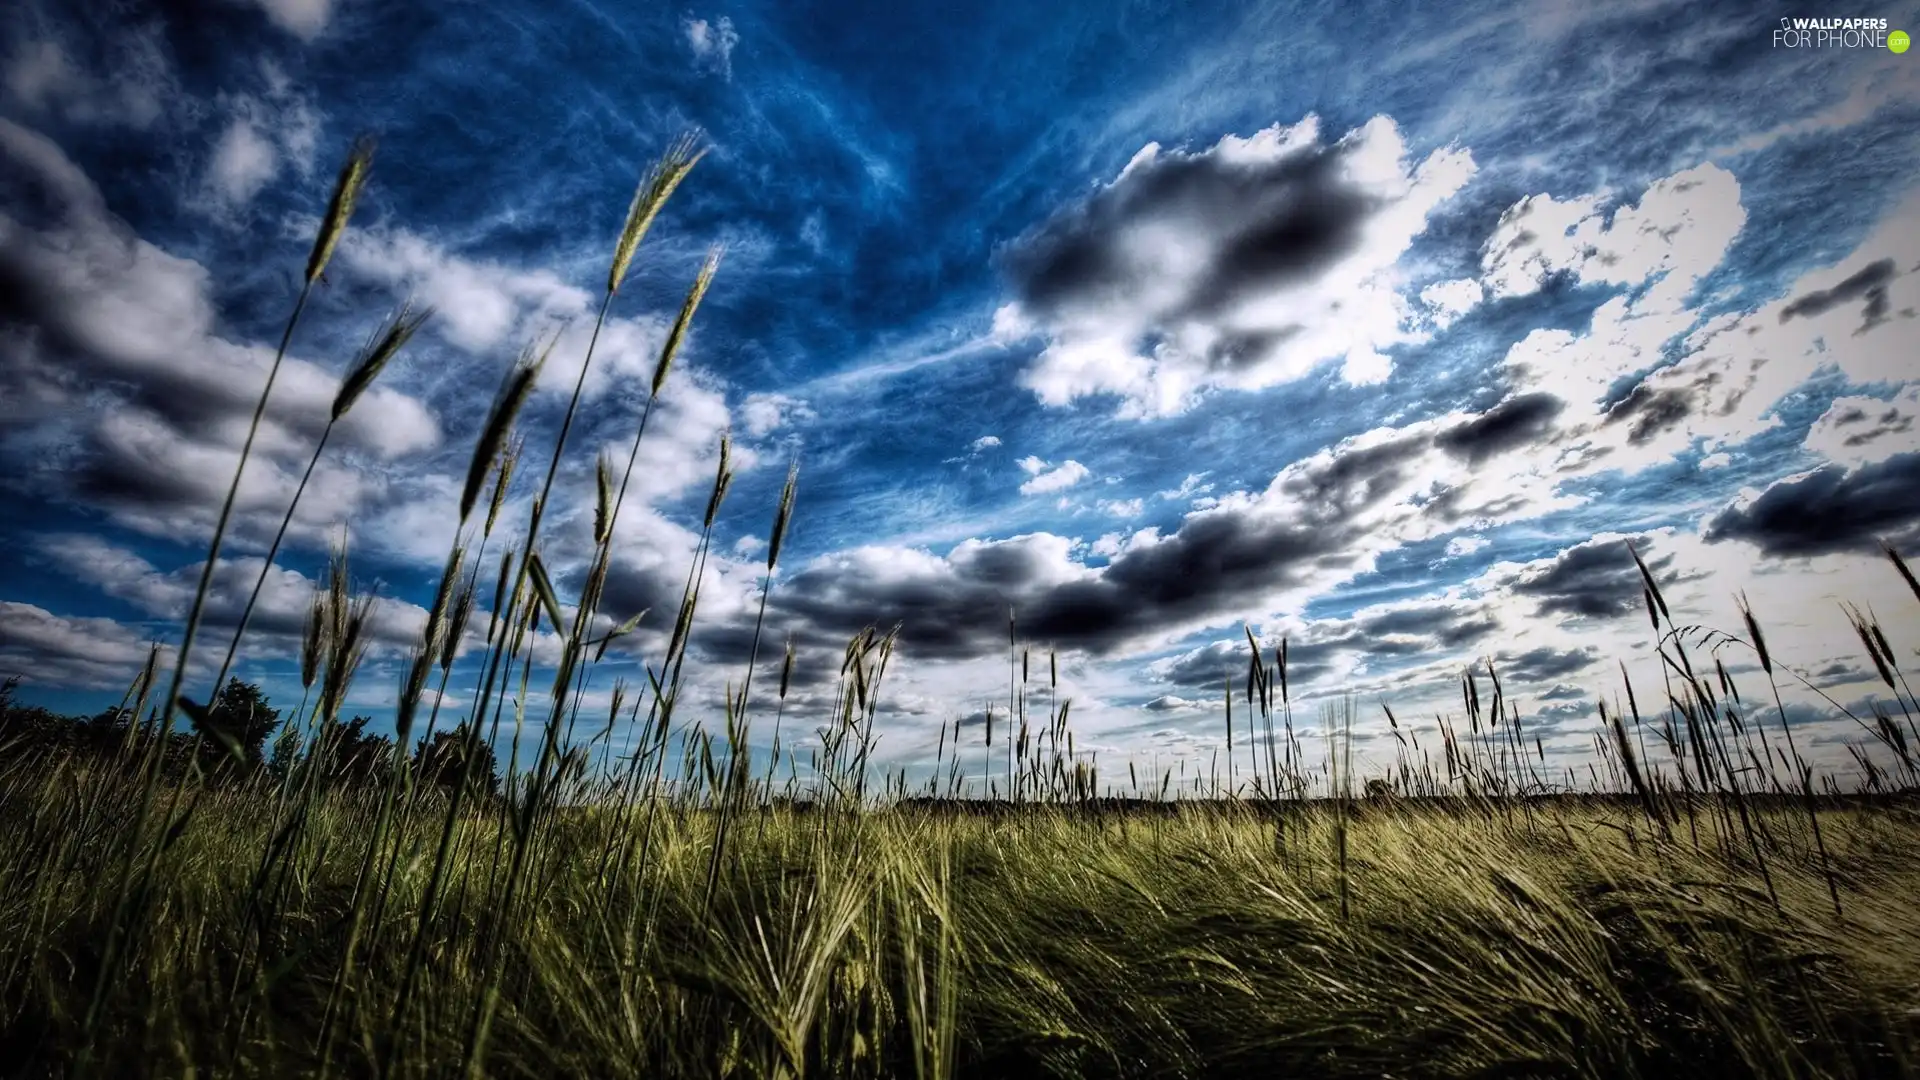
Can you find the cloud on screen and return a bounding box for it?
[2,29,176,129]
[197,67,323,212]
[683,16,740,80]
[1469,168,1920,486]
[999,114,1476,416]
[1419,277,1482,329]
[337,226,599,355]
[208,118,278,205]
[752,397,1573,665]
[1433,392,1563,464]
[0,602,173,690]
[1098,498,1144,518]
[1018,458,1090,495]
[0,119,450,556]
[740,392,808,437]
[1482,163,1745,312]
[970,435,1001,451]
[1444,535,1489,558]
[38,534,430,649]
[236,0,335,41]
[1803,386,1920,467]
[1156,473,1213,502]
[1702,454,1920,558]
[1780,257,1897,329]
[1498,532,1671,620]
[1493,644,1601,685]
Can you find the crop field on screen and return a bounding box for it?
[3,125,1920,1080]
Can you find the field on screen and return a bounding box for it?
[4,757,1920,1079]
[5,135,1920,1080]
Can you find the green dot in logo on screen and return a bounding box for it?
[1893,29,1912,53]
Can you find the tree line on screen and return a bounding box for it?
[0,675,498,796]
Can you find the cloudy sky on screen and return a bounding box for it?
[3,0,1919,791]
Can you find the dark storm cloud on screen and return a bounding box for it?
[1000,135,1378,326]
[1509,534,1669,619]
[1355,604,1499,648]
[1436,393,1564,464]
[1493,645,1600,684]
[757,433,1441,662]
[1604,383,1691,446]
[1701,453,1920,557]
[1156,637,1340,692]
[1780,257,1896,329]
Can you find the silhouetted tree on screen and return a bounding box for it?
[188,677,282,766]
[414,723,500,797]
[309,715,393,787]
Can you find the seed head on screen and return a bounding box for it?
[608,133,706,296]
[333,300,430,421]
[306,136,375,285]
[652,245,723,398]
[461,336,551,522]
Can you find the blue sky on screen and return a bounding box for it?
[3,0,1919,789]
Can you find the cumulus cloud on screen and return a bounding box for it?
[1802,386,1920,467]
[38,533,430,648]
[741,395,1581,665]
[0,602,174,689]
[1018,457,1090,495]
[999,114,1477,416]
[0,119,441,548]
[1478,170,1919,486]
[1703,455,1920,557]
[1495,532,1674,621]
[1419,277,1482,329]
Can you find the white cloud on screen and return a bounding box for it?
[2,30,175,129]
[1479,167,1920,480]
[971,435,1002,451]
[239,0,335,41]
[0,602,175,690]
[208,118,278,206]
[195,65,323,214]
[1006,114,1479,417]
[1419,277,1483,329]
[1099,498,1145,518]
[0,118,441,550]
[683,16,741,79]
[1018,459,1090,495]
[338,226,598,355]
[1483,162,1745,313]
[1444,535,1489,557]
[1803,386,1920,467]
[740,392,807,437]
[1156,472,1213,502]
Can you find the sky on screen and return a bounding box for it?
[3,0,1920,793]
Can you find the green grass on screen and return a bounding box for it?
[1,765,1918,1078]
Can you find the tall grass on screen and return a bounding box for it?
[6,128,1920,1080]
